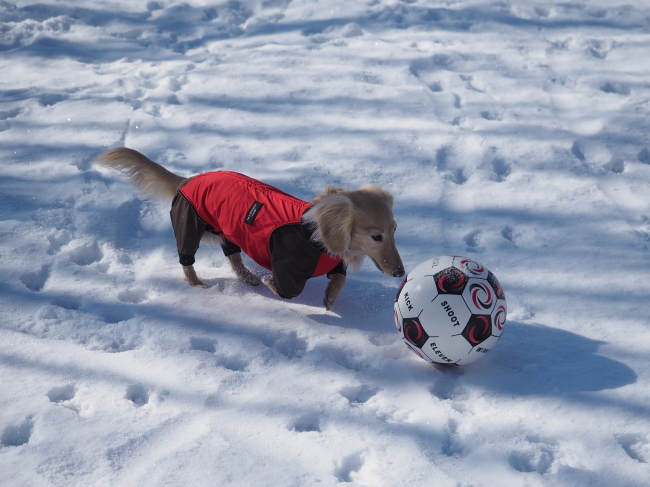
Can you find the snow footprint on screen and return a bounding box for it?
[463,229,482,251]
[501,226,517,247]
[617,433,649,463]
[572,140,625,173]
[38,93,67,107]
[508,438,556,474]
[491,157,511,182]
[68,240,103,266]
[339,384,381,405]
[481,110,502,121]
[587,39,612,59]
[125,384,149,407]
[47,230,71,255]
[288,413,321,433]
[435,146,451,171]
[47,385,76,403]
[638,147,650,165]
[263,331,307,359]
[88,325,140,352]
[216,354,249,372]
[189,337,217,354]
[51,294,82,311]
[441,419,464,457]
[334,451,365,483]
[0,108,21,131]
[117,288,149,304]
[435,146,467,185]
[1,417,34,447]
[47,385,79,413]
[353,71,382,85]
[95,307,135,325]
[429,376,465,401]
[446,168,467,185]
[165,76,187,105]
[199,339,249,371]
[20,265,50,292]
[600,81,630,96]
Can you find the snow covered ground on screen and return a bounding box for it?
[2,0,650,485]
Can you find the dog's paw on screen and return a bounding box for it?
[183,265,208,288]
[261,275,279,295]
[235,268,261,286]
[186,277,209,288]
[323,287,341,311]
[323,274,346,311]
[323,294,335,311]
[228,253,260,286]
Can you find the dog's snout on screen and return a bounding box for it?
[393,265,405,278]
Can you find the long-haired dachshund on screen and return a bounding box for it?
[96,148,404,310]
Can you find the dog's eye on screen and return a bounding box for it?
[371,234,383,242]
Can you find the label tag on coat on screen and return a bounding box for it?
[245,201,264,225]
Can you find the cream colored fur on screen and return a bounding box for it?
[95,147,404,310]
[96,147,193,200]
[303,185,403,277]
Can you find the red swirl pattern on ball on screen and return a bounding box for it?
[470,282,493,310]
[460,259,485,275]
[405,320,423,344]
[494,305,506,331]
[468,316,490,345]
[437,270,466,292]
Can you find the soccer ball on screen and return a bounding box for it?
[394,256,507,365]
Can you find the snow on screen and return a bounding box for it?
[1,0,650,485]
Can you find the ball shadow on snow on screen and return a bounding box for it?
[469,321,637,396]
[299,275,637,398]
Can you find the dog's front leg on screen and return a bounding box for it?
[228,253,260,286]
[323,273,346,311]
[183,265,208,288]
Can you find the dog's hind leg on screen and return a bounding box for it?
[229,254,261,286]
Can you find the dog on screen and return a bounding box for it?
[95,147,404,310]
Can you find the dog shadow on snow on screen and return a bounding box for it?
[284,271,399,334]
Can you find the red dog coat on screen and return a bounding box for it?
[174,171,344,298]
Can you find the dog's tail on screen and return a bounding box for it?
[95,147,191,200]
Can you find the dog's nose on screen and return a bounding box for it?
[393,265,405,278]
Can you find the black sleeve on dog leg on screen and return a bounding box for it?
[178,253,196,266]
[220,237,242,257]
[327,260,347,278]
[269,225,322,299]
[170,192,208,266]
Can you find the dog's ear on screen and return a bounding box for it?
[305,194,354,256]
[311,185,346,204]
